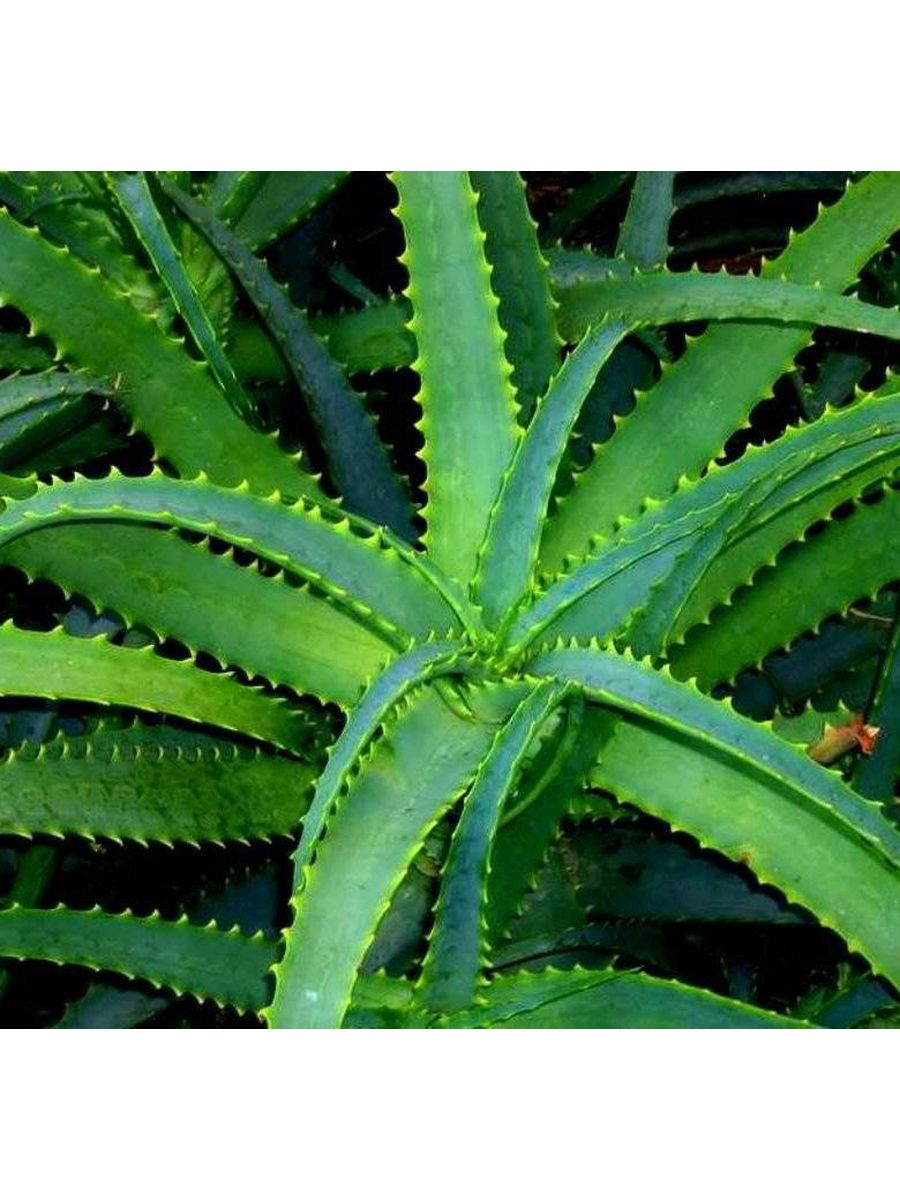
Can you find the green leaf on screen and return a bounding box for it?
[224,171,347,251]
[669,488,900,690]
[393,171,519,583]
[107,172,255,424]
[2,523,391,708]
[510,394,900,655]
[417,680,567,1013]
[556,266,900,345]
[0,471,462,645]
[0,207,317,498]
[0,720,317,844]
[0,172,172,325]
[209,171,267,221]
[266,680,525,1027]
[0,624,309,752]
[529,644,900,987]
[471,171,560,416]
[158,176,413,537]
[439,966,808,1028]
[486,700,611,942]
[229,300,417,383]
[616,172,675,270]
[475,320,630,629]
[0,904,274,1012]
[541,171,900,570]
[292,640,463,878]
[0,369,114,419]
[0,369,113,470]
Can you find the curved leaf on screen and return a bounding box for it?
[225,171,347,252]
[267,681,525,1027]
[0,471,462,644]
[541,171,900,569]
[440,966,807,1028]
[0,206,318,498]
[0,624,308,752]
[393,171,519,583]
[158,176,413,537]
[0,721,317,844]
[509,394,900,654]
[107,172,254,423]
[0,904,273,1012]
[2,523,391,708]
[557,267,900,345]
[292,640,463,879]
[616,172,675,270]
[475,320,630,629]
[418,680,567,1013]
[486,700,611,943]
[670,488,900,689]
[529,644,900,987]
[471,171,560,415]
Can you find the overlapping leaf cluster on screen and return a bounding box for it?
[0,170,897,1028]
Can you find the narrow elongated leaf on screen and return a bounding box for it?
[530,645,900,986]
[227,171,347,251]
[207,170,262,216]
[0,902,408,1020]
[557,267,900,345]
[475,320,630,628]
[541,171,900,569]
[486,700,611,942]
[292,640,463,879]
[616,172,675,269]
[0,207,318,498]
[158,177,413,537]
[0,721,317,844]
[0,369,113,470]
[0,904,273,1012]
[471,171,560,414]
[2,523,391,708]
[0,172,172,326]
[393,171,518,582]
[670,489,900,689]
[440,966,807,1028]
[0,624,308,752]
[267,681,525,1027]
[418,680,567,1013]
[0,471,462,644]
[107,172,254,423]
[510,394,900,654]
[0,369,113,418]
[229,300,417,383]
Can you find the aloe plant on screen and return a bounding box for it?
[0,170,897,1028]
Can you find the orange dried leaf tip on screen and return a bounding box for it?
[850,714,881,756]
[807,714,881,764]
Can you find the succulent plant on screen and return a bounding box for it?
[0,170,896,1027]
